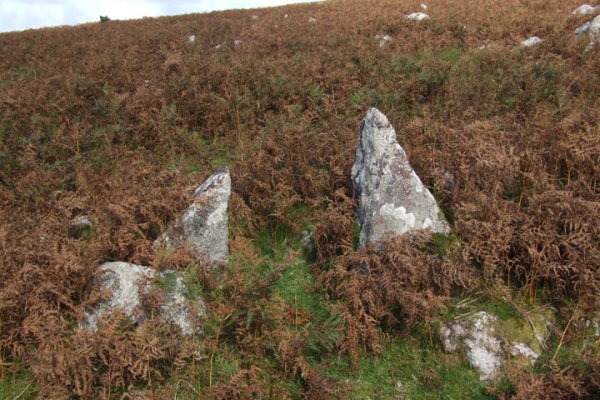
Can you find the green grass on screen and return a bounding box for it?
[325,336,494,400]
[0,371,37,400]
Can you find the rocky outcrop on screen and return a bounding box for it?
[351,108,449,248]
[82,262,205,335]
[155,167,230,266]
[440,310,552,381]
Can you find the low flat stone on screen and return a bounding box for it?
[82,262,205,335]
[521,36,542,47]
[406,12,430,21]
[440,311,544,381]
[155,167,230,267]
[351,108,449,248]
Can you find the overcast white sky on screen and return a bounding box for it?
[0,0,318,33]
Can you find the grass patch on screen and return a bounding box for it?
[325,335,493,400]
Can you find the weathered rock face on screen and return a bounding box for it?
[351,108,449,248]
[440,311,548,381]
[155,167,230,266]
[82,262,205,335]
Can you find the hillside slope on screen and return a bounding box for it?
[1,0,599,398]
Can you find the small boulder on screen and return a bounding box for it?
[155,167,230,267]
[520,36,542,47]
[308,17,317,23]
[251,15,259,21]
[421,3,428,10]
[187,35,196,44]
[406,12,430,21]
[351,108,449,249]
[572,4,596,15]
[68,215,92,238]
[440,311,547,381]
[82,262,205,336]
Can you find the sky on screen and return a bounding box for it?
[0,0,318,33]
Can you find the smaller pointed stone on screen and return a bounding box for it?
[156,167,230,266]
[351,108,449,248]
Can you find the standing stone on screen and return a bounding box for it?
[82,262,205,336]
[155,167,230,266]
[351,108,449,248]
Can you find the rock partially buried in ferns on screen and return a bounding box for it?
[155,166,230,267]
[82,262,206,335]
[351,108,449,249]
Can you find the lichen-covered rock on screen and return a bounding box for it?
[406,12,429,21]
[155,167,230,266]
[440,311,546,381]
[82,262,205,335]
[351,108,449,248]
[521,36,542,47]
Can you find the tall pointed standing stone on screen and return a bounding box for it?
[351,108,449,248]
[155,166,230,266]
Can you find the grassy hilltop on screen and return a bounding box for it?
[0,0,599,398]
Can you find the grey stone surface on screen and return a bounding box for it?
[440,311,541,381]
[520,36,542,47]
[155,167,230,266]
[82,262,205,335]
[406,12,429,21]
[351,108,449,248]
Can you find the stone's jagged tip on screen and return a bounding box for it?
[156,167,230,266]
